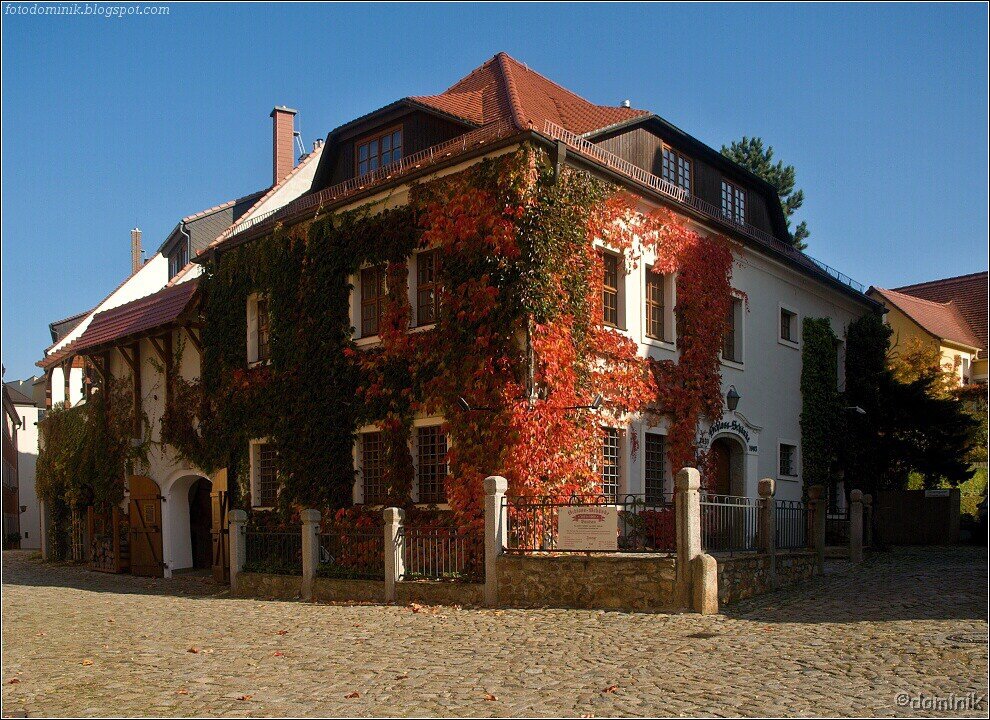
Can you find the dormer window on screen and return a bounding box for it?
[721,179,746,224]
[357,127,403,175]
[661,145,692,193]
[167,240,188,279]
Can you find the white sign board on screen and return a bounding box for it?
[558,506,618,551]
[924,488,951,498]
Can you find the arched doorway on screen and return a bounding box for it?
[188,478,213,569]
[710,436,745,496]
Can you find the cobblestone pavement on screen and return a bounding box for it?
[2,547,987,717]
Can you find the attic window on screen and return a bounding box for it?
[357,127,403,176]
[168,240,188,279]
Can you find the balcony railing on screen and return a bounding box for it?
[541,121,866,294]
[218,116,864,296]
[221,119,517,243]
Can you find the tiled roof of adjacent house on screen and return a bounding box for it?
[39,280,199,368]
[892,271,987,357]
[871,286,983,352]
[410,52,648,134]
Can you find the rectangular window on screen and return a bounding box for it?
[779,444,797,477]
[357,127,403,176]
[360,265,386,337]
[721,180,746,224]
[601,427,620,501]
[780,308,796,343]
[361,432,385,505]
[168,241,188,279]
[722,298,742,362]
[257,443,278,507]
[644,432,665,503]
[645,268,665,341]
[417,425,448,504]
[601,252,619,327]
[257,298,271,363]
[661,146,692,193]
[416,250,440,326]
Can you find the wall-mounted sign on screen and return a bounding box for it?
[924,489,951,498]
[558,506,618,551]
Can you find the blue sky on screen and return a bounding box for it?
[2,2,987,380]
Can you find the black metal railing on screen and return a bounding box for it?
[504,493,676,553]
[825,504,850,546]
[775,499,807,549]
[399,527,482,582]
[243,529,302,575]
[317,528,385,581]
[700,494,760,554]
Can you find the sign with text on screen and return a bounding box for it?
[557,506,618,551]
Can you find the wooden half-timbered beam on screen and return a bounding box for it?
[184,324,203,358]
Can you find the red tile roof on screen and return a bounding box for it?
[38,280,199,368]
[871,286,983,351]
[411,52,648,134]
[892,271,987,357]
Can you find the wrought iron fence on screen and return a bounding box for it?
[775,499,807,549]
[399,527,482,582]
[243,529,302,575]
[825,506,850,546]
[700,494,760,554]
[504,493,676,553]
[317,527,385,581]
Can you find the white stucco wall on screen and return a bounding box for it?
[12,403,41,548]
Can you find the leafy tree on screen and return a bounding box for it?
[721,136,809,250]
[839,312,977,496]
[800,317,840,491]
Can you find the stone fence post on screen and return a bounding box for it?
[758,478,778,589]
[675,467,716,613]
[849,489,864,564]
[228,509,247,593]
[863,493,873,548]
[383,507,404,603]
[300,509,321,601]
[807,485,825,574]
[484,475,508,608]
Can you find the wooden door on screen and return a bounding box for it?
[712,439,732,496]
[128,475,164,577]
[210,469,230,583]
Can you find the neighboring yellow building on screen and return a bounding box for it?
[868,271,987,386]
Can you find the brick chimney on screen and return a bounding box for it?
[270,106,297,184]
[130,228,142,274]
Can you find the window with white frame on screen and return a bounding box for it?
[779,442,798,478]
[416,425,448,504]
[250,441,279,507]
[246,294,271,365]
[601,251,622,328]
[660,145,692,194]
[600,427,621,500]
[721,179,746,223]
[722,297,744,363]
[644,432,665,503]
[360,431,386,505]
[645,268,666,342]
[360,265,386,338]
[780,307,797,343]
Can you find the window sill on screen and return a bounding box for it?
[355,335,381,348]
[777,475,800,483]
[643,336,676,352]
[777,337,800,350]
[409,323,436,334]
[247,359,272,369]
[720,357,745,371]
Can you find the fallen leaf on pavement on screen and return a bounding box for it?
[176,689,188,695]
[275,630,288,636]
[8,679,20,684]
[485,693,498,701]
[238,694,253,701]
[273,651,284,657]
[187,647,200,654]
[81,659,93,666]
[345,691,360,699]
[395,674,408,680]
[602,684,618,694]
